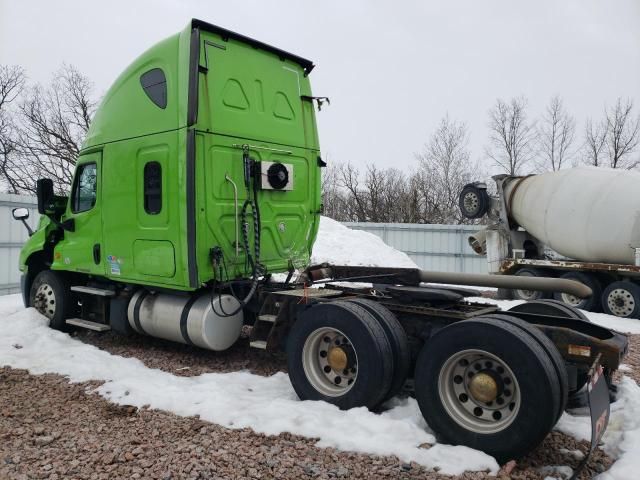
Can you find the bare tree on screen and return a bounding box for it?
[536,96,575,171]
[416,115,480,224]
[605,98,640,169]
[485,97,537,175]
[0,65,26,193]
[583,117,608,167]
[5,64,97,194]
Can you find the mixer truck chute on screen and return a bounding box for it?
[13,20,628,463]
[460,168,640,318]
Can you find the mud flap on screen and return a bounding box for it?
[570,355,610,480]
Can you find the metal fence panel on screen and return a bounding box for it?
[0,194,39,295]
[345,222,487,274]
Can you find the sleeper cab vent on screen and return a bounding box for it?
[140,68,167,109]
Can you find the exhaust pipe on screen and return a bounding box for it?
[417,270,592,299]
[468,228,488,255]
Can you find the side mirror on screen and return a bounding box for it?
[12,207,34,236]
[36,178,54,214]
[12,207,29,221]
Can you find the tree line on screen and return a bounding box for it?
[324,95,639,223]
[1,64,639,225]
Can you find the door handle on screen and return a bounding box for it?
[93,244,101,265]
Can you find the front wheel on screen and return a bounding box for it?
[29,270,74,332]
[414,317,562,462]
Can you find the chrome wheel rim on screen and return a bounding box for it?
[607,288,636,317]
[438,349,521,434]
[34,283,56,319]
[302,327,358,397]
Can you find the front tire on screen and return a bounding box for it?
[414,317,561,462]
[29,270,74,332]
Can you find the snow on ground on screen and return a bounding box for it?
[0,296,497,475]
[311,217,418,268]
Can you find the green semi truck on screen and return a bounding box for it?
[12,19,628,463]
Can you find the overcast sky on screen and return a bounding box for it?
[1,0,638,174]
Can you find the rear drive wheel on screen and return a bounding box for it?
[553,271,602,312]
[29,270,74,332]
[414,317,561,462]
[287,301,393,410]
[344,298,410,401]
[511,268,551,301]
[479,313,568,422]
[602,281,640,318]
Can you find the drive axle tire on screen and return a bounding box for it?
[29,270,74,332]
[602,281,640,319]
[287,301,393,410]
[479,313,568,423]
[344,298,410,401]
[553,271,603,312]
[414,317,561,462]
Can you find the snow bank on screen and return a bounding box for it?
[0,295,497,475]
[311,217,418,268]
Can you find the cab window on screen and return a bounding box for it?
[72,163,97,213]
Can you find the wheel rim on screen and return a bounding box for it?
[462,192,479,215]
[607,288,636,317]
[302,327,358,397]
[438,349,521,434]
[34,283,56,319]
[560,292,581,307]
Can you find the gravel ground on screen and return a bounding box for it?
[2,328,637,480]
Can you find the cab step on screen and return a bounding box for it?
[257,314,277,323]
[249,340,267,350]
[65,318,111,332]
[71,286,116,297]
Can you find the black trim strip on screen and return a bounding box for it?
[187,27,201,127]
[191,19,314,74]
[179,295,199,346]
[133,290,149,335]
[186,128,198,288]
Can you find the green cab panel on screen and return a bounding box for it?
[133,240,176,277]
[35,20,323,291]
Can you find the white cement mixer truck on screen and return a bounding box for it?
[460,167,640,318]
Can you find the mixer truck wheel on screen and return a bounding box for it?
[553,272,603,312]
[511,268,551,301]
[414,317,561,462]
[343,299,410,401]
[287,301,393,410]
[602,281,640,319]
[29,270,75,332]
[458,183,490,219]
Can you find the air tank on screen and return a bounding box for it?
[503,167,640,264]
[127,291,244,351]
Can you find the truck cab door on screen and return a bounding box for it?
[53,152,105,275]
